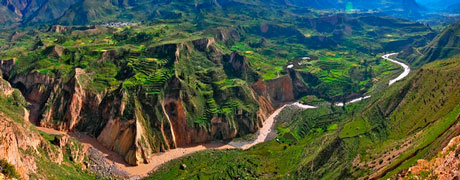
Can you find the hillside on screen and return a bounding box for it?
[448,3,460,13]
[400,21,460,67]
[0,73,126,179]
[0,0,427,27]
[148,53,460,180]
[402,135,460,179]
[416,0,459,10]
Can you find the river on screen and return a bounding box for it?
[382,53,410,85]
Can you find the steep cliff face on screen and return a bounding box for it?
[0,108,122,179]
[255,76,294,105]
[0,79,38,179]
[0,58,15,78]
[162,76,211,147]
[39,68,102,131]
[152,38,276,149]
[0,113,40,180]
[251,68,321,107]
[0,74,88,179]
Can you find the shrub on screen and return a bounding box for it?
[12,89,27,107]
[0,159,19,178]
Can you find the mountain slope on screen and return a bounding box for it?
[448,3,460,13]
[22,0,79,24]
[0,74,118,179]
[0,1,451,179]
[0,39,272,166]
[0,6,19,24]
[56,0,121,25]
[0,0,427,26]
[416,0,459,10]
[401,21,460,67]
[402,135,460,179]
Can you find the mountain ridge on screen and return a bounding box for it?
[400,21,460,67]
[0,0,426,27]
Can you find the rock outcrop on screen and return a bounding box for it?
[223,51,259,82]
[43,45,66,58]
[47,25,70,33]
[9,31,25,41]
[252,76,295,108]
[0,73,129,179]
[0,59,15,78]
[0,114,40,180]
[402,134,460,179]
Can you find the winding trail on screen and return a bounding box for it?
[30,52,411,178]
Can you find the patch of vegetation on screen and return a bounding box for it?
[39,131,59,142]
[31,135,98,180]
[0,159,19,179]
[0,93,26,124]
[299,95,327,105]
[340,119,371,138]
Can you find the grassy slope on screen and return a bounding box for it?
[340,55,460,179]
[401,22,460,68]
[29,133,97,180]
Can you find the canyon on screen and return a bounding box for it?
[0,1,458,178]
[0,52,410,178]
